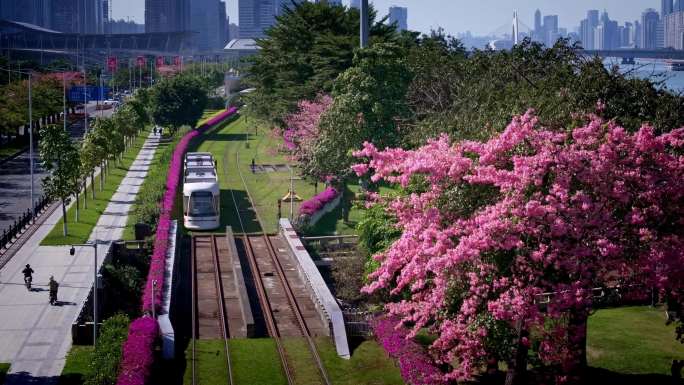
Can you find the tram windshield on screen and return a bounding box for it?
[187,191,217,217]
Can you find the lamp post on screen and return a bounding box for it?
[70,241,99,347]
[360,0,369,48]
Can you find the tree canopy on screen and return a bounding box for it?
[244,1,397,124]
[149,74,208,130]
[353,111,684,382]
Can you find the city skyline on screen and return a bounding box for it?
[112,0,660,36]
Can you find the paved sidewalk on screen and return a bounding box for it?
[0,132,159,384]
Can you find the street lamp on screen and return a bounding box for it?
[70,241,99,347]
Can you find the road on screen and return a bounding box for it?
[0,102,117,237]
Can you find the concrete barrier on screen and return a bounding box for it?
[159,220,177,360]
[226,226,255,337]
[279,218,350,359]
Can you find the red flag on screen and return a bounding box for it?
[107,56,117,72]
[156,56,164,68]
[136,56,145,68]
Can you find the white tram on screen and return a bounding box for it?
[183,152,220,230]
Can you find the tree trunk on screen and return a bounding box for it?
[100,162,104,191]
[91,172,96,199]
[83,179,88,209]
[61,198,68,236]
[75,190,80,222]
[505,321,529,385]
[566,308,589,384]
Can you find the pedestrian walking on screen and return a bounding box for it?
[48,276,59,305]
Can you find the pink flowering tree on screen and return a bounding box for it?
[282,94,333,178]
[353,110,684,382]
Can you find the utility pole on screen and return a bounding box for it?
[360,0,369,48]
[28,73,34,219]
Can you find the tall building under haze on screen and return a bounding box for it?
[145,0,189,32]
[388,6,408,31]
[239,0,277,39]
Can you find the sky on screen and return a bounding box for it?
[111,0,659,36]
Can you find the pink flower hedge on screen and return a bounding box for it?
[299,187,338,216]
[116,317,159,385]
[116,107,238,385]
[373,317,446,385]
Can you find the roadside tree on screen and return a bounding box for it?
[39,124,80,236]
[150,74,207,131]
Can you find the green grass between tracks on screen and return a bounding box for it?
[41,133,149,245]
[183,338,403,385]
[184,339,286,385]
[587,305,684,376]
[58,345,94,385]
[191,116,363,235]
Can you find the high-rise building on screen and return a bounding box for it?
[239,0,277,39]
[350,0,360,9]
[664,10,684,49]
[534,9,542,34]
[634,20,643,47]
[663,0,674,16]
[191,0,222,51]
[51,0,104,33]
[625,22,635,47]
[579,10,599,49]
[677,0,684,12]
[594,24,605,49]
[1,0,52,28]
[641,8,660,49]
[388,6,408,31]
[543,14,559,46]
[219,1,228,47]
[146,0,189,32]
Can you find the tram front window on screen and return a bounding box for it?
[188,191,216,217]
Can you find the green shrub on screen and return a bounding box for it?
[84,314,130,385]
[132,126,189,229]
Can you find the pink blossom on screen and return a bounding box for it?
[354,110,684,381]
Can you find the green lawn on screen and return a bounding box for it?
[197,109,222,127]
[183,339,286,385]
[58,346,94,385]
[183,337,402,385]
[191,116,355,234]
[316,338,404,385]
[588,305,684,375]
[41,133,148,245]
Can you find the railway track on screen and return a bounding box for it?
[191,234,234,385]
[228,152,332,385]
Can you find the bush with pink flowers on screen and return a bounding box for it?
[115,317,158,385]
[354,110,684,381]
[299,187,339,216]
[373,316,446,385]
[116,107,238,385]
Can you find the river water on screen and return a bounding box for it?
[604,58,684,94]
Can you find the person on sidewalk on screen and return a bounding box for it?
[48,276,59,305]
[22,264,34,289]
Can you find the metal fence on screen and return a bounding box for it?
[0,195,52,252]
[343,307,377,338]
